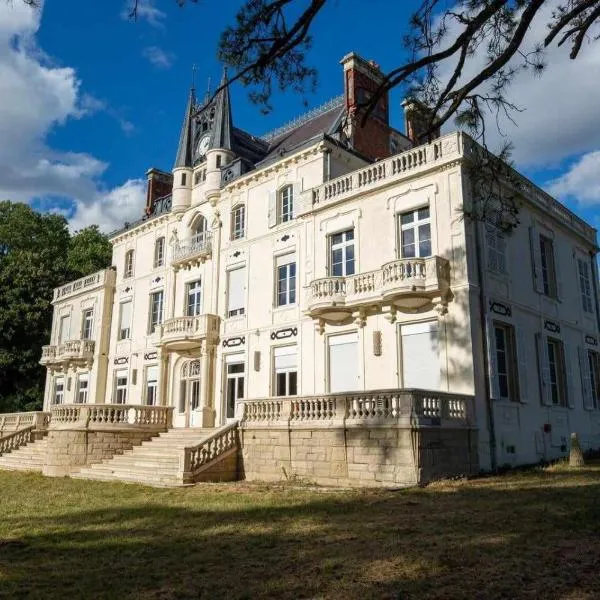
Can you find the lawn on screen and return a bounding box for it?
[1,465,600,599]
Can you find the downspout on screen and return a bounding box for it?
[472,194,497,472]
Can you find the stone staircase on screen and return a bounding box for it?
[71,428,223,487]
[0,437,49,472]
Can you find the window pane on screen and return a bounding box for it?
[401,212,414,225]
[331,232,343,246]
[418,207,430,220]
[289,371,298,396]
[345,229,354,241]
[276,372,286,396]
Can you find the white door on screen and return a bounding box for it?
[400,321,441,390]
[225,355,245,419]
[189,379,203,427]
[328,332,359,393]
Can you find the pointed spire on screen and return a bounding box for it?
[174,86,196,169]
[211,67,233,151]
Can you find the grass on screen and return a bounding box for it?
[1,465,600,599]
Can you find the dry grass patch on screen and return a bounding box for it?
[1,465,600,599]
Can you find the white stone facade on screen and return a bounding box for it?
[41,119,599,474]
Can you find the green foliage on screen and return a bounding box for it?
[0,201,111,413]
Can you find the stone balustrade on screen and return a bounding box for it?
[40,340,95,366]
[307,256,449,322]
[0,427,35,455]
[158,314,220,351]
[0,411,51,435]
[50,404,173,430]
[172,231,213,268]
[240,389,473,428]
[180,422,238,480]
[53,268,114,302]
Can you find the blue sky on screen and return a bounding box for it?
[1,0,599,232]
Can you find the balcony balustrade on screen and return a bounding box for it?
[307,256,450,326]
[157,314,220,352]
[53,268,114,302]
[171,232,213,270]
[40,340,95,367]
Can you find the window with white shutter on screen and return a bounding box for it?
[328,332,359,393]
[77,373,89,404]
[227,267,246,317]
[273,345,298,396]
[59,315,70,344]
[145,365,158,406]
[118,301,132,340]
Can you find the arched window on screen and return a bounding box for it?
[179,360,201,414]
[153,237,165,268]
[278,185,294,224]
[231,204,245,241]
[124,249,135,279]
[192,214,208,244]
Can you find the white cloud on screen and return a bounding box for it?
[435,1,600,167]
[547,151,600,206]
[0,1,147,233]
[121,0,166,28]
[69,179,147,233]
[142,46,174,69]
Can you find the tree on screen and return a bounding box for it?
[0,202,112,413]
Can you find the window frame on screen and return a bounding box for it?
[277,185,294,224]
[81,309,94,341]
[329,229,355,277]
[118,300,132,341]
[186,280,202,317]
[148,290,165,334]
[114,370,128,404]
[486,225,507,275]
[547,337,567,407]
[225,359,245,419]
[124,249,135,279]
[493,322,519,402]
[226,267,246,318]
[398,206,432,259]
[154,237,165,268]
[53,377,65,405]
[539,235,558,298]
[275,255,296,307]
[76,373,89,404]
[578,257,594,314]
[231,204,246,241]
[273,345,298,397]
[588,350,600,410]
[145,365,159,406]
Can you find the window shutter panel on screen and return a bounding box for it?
[485,228,496,272]
[529,226,543,293]
[565,343,575,408]
[516,327,529,403]
[578,346,594,410]
[292,182,302,219]
[536,333,552,406]
[554,241,564,301]
[486,318,500,400]
[268,190,277,228]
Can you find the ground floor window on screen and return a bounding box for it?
[145,366,158,406]
[400,321,440,390]
[493,322,519,401]
[180,360,201,413]
[547,338,567,407]
[588,350,600,409]
[76,373,89,404]
[114,370,128,404]
[273,345,297,396]
[328,332,359,393]
[53,377,65,405]
[225,358,245,419]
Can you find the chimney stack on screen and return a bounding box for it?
[340,52,391,161]
[402,99,441,145]
[145,168,174,215]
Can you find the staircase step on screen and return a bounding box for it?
[0,438,48,472]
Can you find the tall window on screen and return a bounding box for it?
[114,370,128,404]
[77,373,89,404]
[81,309,94,340]
[148,290,164,333]
[193,215,208,244]
[227,267,246,317]
[588,350,600,409]
[58,315,70,344]
[181,172,187,186]
[493,323,519,401]
[276,255,296,306]
[180,360,201,414]
[124,249,135,279]
[399,207,431,258]
[578,258,593,314]
[186,280,202,316]
[231,204,245,240]
[145,366,158,406]
[225,359,245,419]
[540,236,557,298]
[486,226,507,274]
[274,346,297,396]
[118,300,132,340]
[278,185,294,224]
[53,377,65,405]
[154,237,165,268]
[330,229,355,277]
[547,338,567,406]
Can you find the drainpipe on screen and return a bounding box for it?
[473,205,497,472]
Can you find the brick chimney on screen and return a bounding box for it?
[145,168,173,215]
[340,52,391,161]
[402,98,441,145]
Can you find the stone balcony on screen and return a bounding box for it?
[307,256,451,328]
[157,314,220,352]
[171,232,213,270]
[40,340,95,368]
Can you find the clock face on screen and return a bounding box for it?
[196,135,210,158]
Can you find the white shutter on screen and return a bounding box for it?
[485,318,500,400]
[536,333,552,406]
[401,321,441,391]
[328,332,359,393]
[268,190,277,228]
[565,343,575,408]
[60,316,70,343]
[516,326,529,403]
[578,346,594,410]
[120,301,132,330]
[276,253,295,267]
[227,267,246,314]
[146,365,158,383]
[529,226,544,293]
[292,182,302,219]
[274,345,297,370]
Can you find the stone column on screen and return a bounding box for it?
[159,351,170,408]
[200,343,215,427]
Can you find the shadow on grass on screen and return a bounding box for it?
[1,469,600,599]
